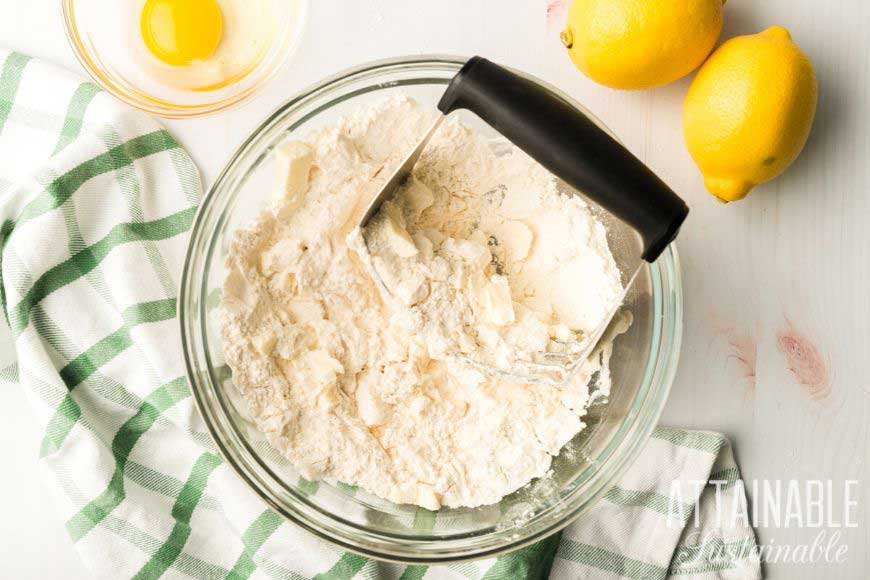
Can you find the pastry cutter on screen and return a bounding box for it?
[357,56,688,384]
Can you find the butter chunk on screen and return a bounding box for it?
[395,276,429,306]
[381,205,418,258]
[412,232,434,262]
[494,220,534,262]
[443,237,489,268]
[416,484,442,511]
[356,379,391,426]
[403,177,435,217]
[285,300,325,323]
[274,140,315,207]
[260,238,304,276]
[223,265,256,309]
[251,330,278,356]
[475,275,515,326]
[304,349,344,388]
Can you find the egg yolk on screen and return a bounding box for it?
[141,0,223,66]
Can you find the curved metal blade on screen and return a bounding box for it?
[358,116,444,228]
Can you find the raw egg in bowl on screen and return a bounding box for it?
[63,0,308,117]
[140,0,225,68]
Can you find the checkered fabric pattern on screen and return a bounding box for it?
[0,50,760,580]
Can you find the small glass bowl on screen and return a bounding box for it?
[61,0,308,118]
[179,56,683,562]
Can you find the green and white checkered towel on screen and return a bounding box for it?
[0,50,761,580]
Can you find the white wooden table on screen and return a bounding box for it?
[1,1,868,578]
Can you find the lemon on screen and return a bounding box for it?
[560,0,724,89]
[141,0,224,67]
[683,26,818,202]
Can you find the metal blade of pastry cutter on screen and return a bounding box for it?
[358,116,445,229]
[354,109,648,385]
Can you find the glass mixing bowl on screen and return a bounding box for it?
[62,0,308,118]
[179,55,683,563]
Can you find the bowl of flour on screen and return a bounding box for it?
[180,56,684,562]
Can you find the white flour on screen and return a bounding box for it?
[218,95,625,509]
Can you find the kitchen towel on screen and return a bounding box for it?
[0,50,760,580]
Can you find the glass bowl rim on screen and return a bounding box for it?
[179,54,683,563]
[60,0,309,119]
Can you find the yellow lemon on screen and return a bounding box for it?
[560,0,724,89]
[141,0,224,67]
[683,26,818,202]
